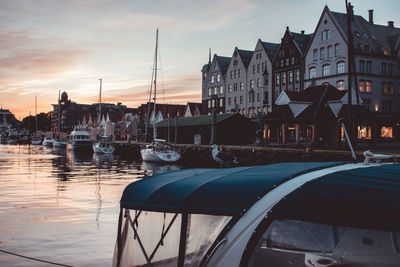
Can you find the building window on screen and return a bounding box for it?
[212,99,215,108]
[327,45,332,57]
[320,47,325,60]
[228,98,231,105]
[219,85,224,95]
[211,75,214,83]
[240,96,243,104]
[253,65,256,74]
[289,71,293,84]
[384,48,390,56]
[257,93,260,102]
[230,71,233,79]
[382,82,387,95]
[309,67,316,79]
[257,78,261,88]
[389,82,393,95]
[238,69,241,77]
[208,100,211,108]
[337,80,345,90]
[234,83,238,91]
[358,125,372,139]
[359,80,365,93]
[276,74,280,86]
[214,86,218,95]
[282,72,286,85]
[240,82,244,91]
[382,63,387,76]
[313,49,318,61]
[366,81,372,93]
[264,92,269,104]
[381,126,393,138]
[208,88,212,96]
[262,62,265,72]
[234,97,237,104]
[228,84,232,92]
[381,101,392,112]
[388,63,393,76]
[366,61,372,73]
[216,73,220,82]
[285,58,289,66]
[337,61,345,74]
[322,30,330,40]
[291,57,295,65]
[234,70,237,78]
[334,44,339,56]
[257,64,261,73]
[359,60,365,73]
[280,59,284,67]
[322,64,330,76]
[250,79,254,89]
[295,70,300,82]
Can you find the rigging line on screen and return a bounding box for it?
[0,249,74,267]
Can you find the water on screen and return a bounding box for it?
[0,144,181,266]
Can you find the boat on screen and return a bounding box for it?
[68,129,92,152]
[140,29,181,163]
[113,156,400,267]
[53,140,67,148]
[42,136,54,146]
[31,139,42,145]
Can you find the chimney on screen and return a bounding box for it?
[368,9,374,24]
[388,21,394,28]
[301,30,305,35]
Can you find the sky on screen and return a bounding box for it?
[0,0,399,120]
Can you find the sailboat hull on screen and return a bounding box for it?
[140,147,180,163]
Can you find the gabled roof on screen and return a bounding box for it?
[237,48,254,68]
[120,162,345,215]
[157,113,239,127]
[215,55,231,76]
[328,7,400,55]
[290,31,313,54]
[184,102,202,117]
[261,41,280,61]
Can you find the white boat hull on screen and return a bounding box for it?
[93,142,115,154]
[53,140,68,148]
[140,147,180,163]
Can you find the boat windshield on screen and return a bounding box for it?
[247,219,400,267]
[113,208,231,267]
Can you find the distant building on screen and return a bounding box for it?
[201,53,231,115]
[272,27,312,103]
[0,108,19,128]
[184,102,202,117]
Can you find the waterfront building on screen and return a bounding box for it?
[201,53,231,115]
[272,27,312,103]
[184,102,202,117]
[304,6,399,140]
[0,108,19,129]
[247,39,279,116]
[225,47,253,115]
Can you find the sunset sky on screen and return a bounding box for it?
[1,0,398,119]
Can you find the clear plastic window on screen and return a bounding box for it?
[248,219,400,267]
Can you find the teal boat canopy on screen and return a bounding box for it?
[120,162,344,216]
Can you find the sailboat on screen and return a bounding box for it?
[140,29,181,163]
[93,79,115,154]
[53,90,68,148]
[31,96,42,145]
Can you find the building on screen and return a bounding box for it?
[201,53,231,115]
[303,5,400,142]
[272,27,312,103]
[246,39,279,116]
[225,47,253,114]
[184,102,202,117]
[156,113,256,145]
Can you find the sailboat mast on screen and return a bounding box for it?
[35,96,38,134]
[99,78,102,125]
[153,28,158,140]
[57,90,61,132]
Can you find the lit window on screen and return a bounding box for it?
[276,74,280,86]
[216,74,220,82]
[359,80,365,92]
[211,75,214,83]
[208,88,212,96]
[289,71,293,84]
[240,82,244,91]
[358,126,372,139]
[384,48,390,55]
[257,78,261,88]
[337,62,345,74]
[382,82,387,95]
[208,100,211,108]
[228,84,232,92]
[282,72,286,85]
[337,80,345,90]
[250,79,254,89]
[295,70,300,82]
[219,85,224,95]
[322,64,330,76]
[309,67,316,79]
[366,81,372,93]
[381,126,393,138]
[214,87,218,95]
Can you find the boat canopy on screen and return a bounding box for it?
[120,162,345,216]
[272,164,400,231]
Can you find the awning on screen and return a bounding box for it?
[120,162,345,216]
[272,164,400,231]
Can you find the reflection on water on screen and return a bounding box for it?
[0,144,181,266]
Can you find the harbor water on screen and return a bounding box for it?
[0,144,181,266]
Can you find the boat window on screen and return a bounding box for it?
[113,209,231,267]
[247,219,400,267]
